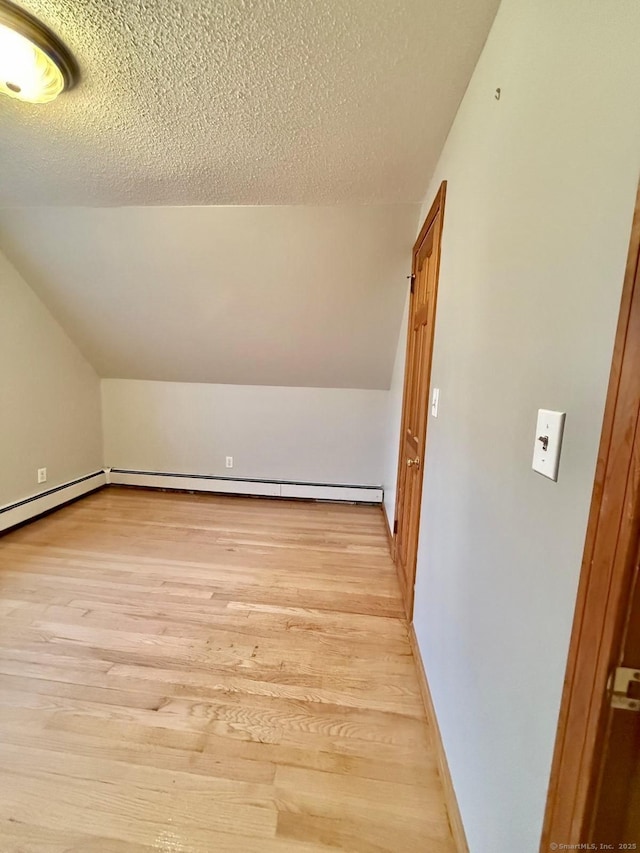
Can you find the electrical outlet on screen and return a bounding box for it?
[37,467,47,484]
[225,456,233,469]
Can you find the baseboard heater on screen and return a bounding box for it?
[0,469,382,535]
[0,470,107,533]
[108,468,383,504]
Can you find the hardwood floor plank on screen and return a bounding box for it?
[0,821,157,853]
[0,488,455,851]
[277,811,457,853]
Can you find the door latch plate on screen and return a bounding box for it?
[610,666,640,711]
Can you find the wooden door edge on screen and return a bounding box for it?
[540,181,640,847]
[408,623,470,853]
[392,180,448,619]
[381,504,395,557]
[414,181,448,255]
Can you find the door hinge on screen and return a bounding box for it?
[610,666,640,711]
[393,519,398,535]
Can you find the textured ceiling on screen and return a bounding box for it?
[0,0,499,205]
[0,205,420,388]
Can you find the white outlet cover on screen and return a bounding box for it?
[37,467,47,484]
[225,457,233,468]
[532,409,566,481]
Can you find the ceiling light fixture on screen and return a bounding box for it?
[0,0,78,104]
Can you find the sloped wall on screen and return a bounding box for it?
[0,205,419,390]
[0,252,102,507]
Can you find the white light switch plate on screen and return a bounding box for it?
[532,409,566,481]
[431,387,440,418]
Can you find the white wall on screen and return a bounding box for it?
[384,1,640,851]
[102,379,387,486]
[0,251,103,507]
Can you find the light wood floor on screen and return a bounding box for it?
[0,488,455,852]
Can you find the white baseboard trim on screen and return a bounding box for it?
[0,470,107,533]
[108,469,383,504]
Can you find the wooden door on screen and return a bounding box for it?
[590,543,640,842]
[393,182,446,617]
[541,181,640,848]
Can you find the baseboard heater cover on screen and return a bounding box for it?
[0,470,107,532]
[108,469,383,504]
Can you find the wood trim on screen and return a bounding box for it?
[408,622,469,853]
[381,505,395,556]
[414,181,447,256]
[541,182,640,847]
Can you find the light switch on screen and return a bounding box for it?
[431,387,440,418]
[532,409,566,481]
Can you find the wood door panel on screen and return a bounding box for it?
[392,184,446,618]
[591,547,640,842]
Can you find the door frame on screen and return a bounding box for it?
[541,182,640,847]
[392,181,446,618]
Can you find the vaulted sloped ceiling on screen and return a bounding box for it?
[0,205,419,388]
[0,0,499,388]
